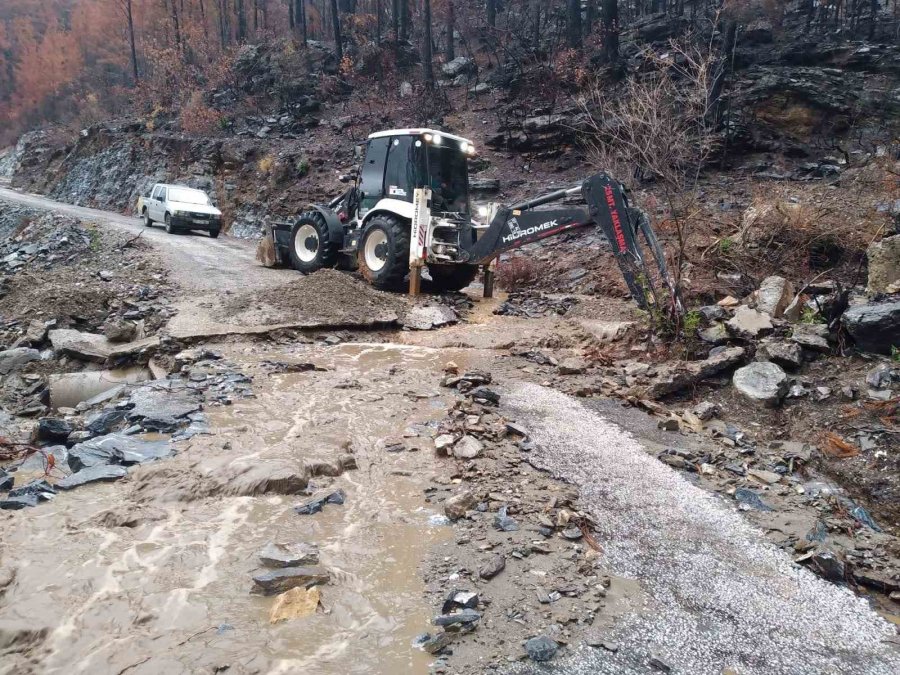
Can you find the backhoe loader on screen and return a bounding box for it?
[258,128,681,314]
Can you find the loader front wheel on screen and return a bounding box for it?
[427,264,479,293]
[289,210,338,274]
[358,215,410,290]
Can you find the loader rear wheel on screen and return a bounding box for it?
[427,264,479,293]
[358,214,410,290]
[289,211,338,274]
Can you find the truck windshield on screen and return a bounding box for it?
[426,145,469,214]
[168,188,210,205]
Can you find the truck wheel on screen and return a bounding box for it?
[165,213,177,234]
[288,210,339,274]
[428,264,479,292]
[143,209,152,227]
[358,214,410,290]
[209,229,221,239]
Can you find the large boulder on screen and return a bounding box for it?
[733,362,788,406]
[755,276,794,318]
[442,57,475,78]
[866,235,900,294]
[842,301,900,355]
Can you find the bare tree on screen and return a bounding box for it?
[236,0,247,42]
[487,0,497,27]
[117,0,140,83]
[579,27,726,314]
[423,0,435,89]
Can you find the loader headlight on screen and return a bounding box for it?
[432,133,442,145]
[478,206,489,218]
[460,141,476,155]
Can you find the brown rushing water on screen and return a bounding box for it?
[0,343,477,675]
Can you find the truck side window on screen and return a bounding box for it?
[151,186,160,199]
[359,137,390,211]
[383,136,416,204]
[159,188,167,201]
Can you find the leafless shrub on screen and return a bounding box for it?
[496,256,543,291]
[577,15,729,327]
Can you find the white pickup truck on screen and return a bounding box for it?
[141,183,223,238]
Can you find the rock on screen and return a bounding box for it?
[444,489,477,521]
[127,385,201,430]
[434,434,455,454]
[725,307,774,339]
[866,235,900,294]
[749,469,781,484]
[467,386,500,405]
[294,489,346,515]
[68,433,174,472]
[259,542,320,568]
[452,435,483,459]
[442,56,475,78]
[433,608,481,628]
[803,547,846,583]
[104,320,138,343]
[24,320,52,345]
[866,364,895,390]
[35,417,73,443]
[734,487,773,511]
[401,305,458,330]
[251,566,330,595]
[0,347,40,375]
[85,409,128,435]
[698,305,727,322]
[758,340,803,370]
[525,635,558,662]
[733,362,788,406]
[48,329,159,363]
[642,347,745,399]
[0,471,12,491]
[557,357,587,375]
[469,177,500,192]
[649,654,673,672]
[0,495,40,509]
[755,276,794,318]
[493,504,519,531]
[790,324,830,352]
[269,586,320,623]
[692,401,719,421]
[842,301,900,355]
[699,324,728,345]
[421,631,454,654]
[479,555,506,580]
[441,590,479,613]
[56,464,128,490]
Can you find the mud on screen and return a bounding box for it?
[218,269,408,329]
[0,342,472,675]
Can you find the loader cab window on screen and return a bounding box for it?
[383,136,418,204]
[426,145,470,214]
[359,137,390,211]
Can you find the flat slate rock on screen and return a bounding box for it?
[251,566,330,595]
[258,542,320,568]
[49,329,160,363]
[56,464,128,490]
[68,433,174,472]
[127,385,201,429]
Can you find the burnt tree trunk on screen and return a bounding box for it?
[236,0,247,41]
[423,0,435,89]
[487,0,496,27]
[446,0,455,61]
[330,0,343,60]
[567,0,583,48]
[601,0,618,64]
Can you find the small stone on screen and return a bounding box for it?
[755,276,794,318]
[56,464,128,490]
[494,505,519,531]
[35,417,73,443]
[434,434,455,453]
[749,469,781,485]
[525,635,558,662]
[294,489,345,515]
[791,324,831,352]
[557,358,587,375]
[479,555,506,580]
[444,489,478,521]
[561,526,583,540]
[433,608,481,627]
[693,401,719,421]
[452,435,483,459]
[657,417,680,431]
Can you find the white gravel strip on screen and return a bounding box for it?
[504,383,899,675]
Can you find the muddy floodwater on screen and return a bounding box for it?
[0,343,478,675]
